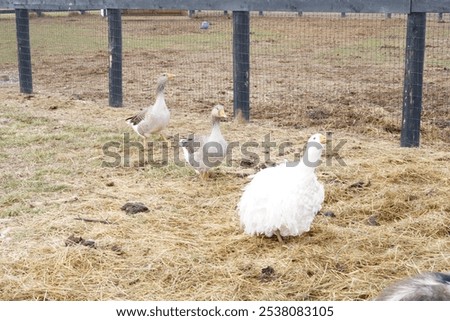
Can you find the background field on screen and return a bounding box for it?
[0,11,449,300]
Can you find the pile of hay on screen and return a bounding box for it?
[0,90,448,300]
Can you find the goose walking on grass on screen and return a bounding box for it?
[179,104,228,179]
[238,133,326,243]
[375,272,450,301]
[126,73,175,146]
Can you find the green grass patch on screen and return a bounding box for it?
[0,174,23,195]
[0,16,107,63]
[27,179,71,194]
[0,20,18,64]
[123,32,231,52]
[30,26,106,56]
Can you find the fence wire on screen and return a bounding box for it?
[249,12,407,135]
[0,10,448,143]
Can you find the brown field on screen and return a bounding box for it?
[0,12,449,301]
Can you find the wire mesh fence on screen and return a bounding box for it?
[0,10,448,143]
[249,13,407,132]
[422,15,450,136]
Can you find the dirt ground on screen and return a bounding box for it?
[0,12,449,301]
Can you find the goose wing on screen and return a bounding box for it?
[126,108,148,126]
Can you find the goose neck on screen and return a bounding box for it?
[156,81,166,94]
[301,143,323,169]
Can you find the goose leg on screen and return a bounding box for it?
[199,171,209,180]
[159,133,168,142]
[157,133,170,149]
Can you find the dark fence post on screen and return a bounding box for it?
[108,9,123,107]
[15,9,33,94]
[232,11,250,121]
[401,12,426,147]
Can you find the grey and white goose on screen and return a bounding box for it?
[179,104,228,179]
[126,73,174,146]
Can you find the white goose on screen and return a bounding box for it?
[126,73,174,145]
[238,133,326,243]
[179,104,228,179]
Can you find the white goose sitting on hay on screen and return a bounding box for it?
[375,272,450,301]
[179,104,228,179]
[126,73,174,145]
[238,133,326,243]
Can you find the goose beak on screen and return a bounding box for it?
[219,109,227,118]
[179,139,188,147]
[319,134,327,145]
[166,73,176,80]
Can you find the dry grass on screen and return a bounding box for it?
[0,88,448,301]
[0,13,449,301]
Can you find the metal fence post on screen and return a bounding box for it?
[401,12,426,147]
[232,11,250,121]
[15,9,33,94]
[108,8,123,107]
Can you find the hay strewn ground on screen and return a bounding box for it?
[0,13,449,301]
[0,89,448,301]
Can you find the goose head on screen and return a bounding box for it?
[211,104,227,123]
[156,73,175,93]
[302,133,326,168]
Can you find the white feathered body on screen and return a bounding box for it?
[238,162,324,237]
[203,123,228,166]
[182,117,228,173]
[128,95,170,138]
[126,73,173,138]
